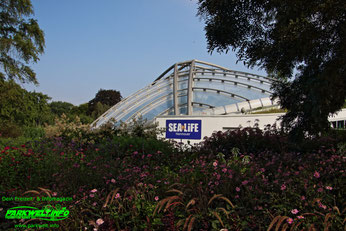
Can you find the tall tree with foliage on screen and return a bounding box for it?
[0,0,45,84]
[0,80,51,127]
[49,101,75,117]
[197,0,346,138]
[88,89,122,118]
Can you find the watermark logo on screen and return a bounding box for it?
[5,204,69,221]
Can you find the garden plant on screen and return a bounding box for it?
[0,120,345,230]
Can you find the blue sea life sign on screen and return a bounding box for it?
[166,120,202,139]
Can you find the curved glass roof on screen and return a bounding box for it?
[91,60,278,128]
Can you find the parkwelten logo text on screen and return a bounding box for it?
[5,204,69,221]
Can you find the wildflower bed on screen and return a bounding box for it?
[0,128,345,230]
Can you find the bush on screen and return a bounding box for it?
[198,126,341,158]
[44,114,90,139]
[0,122,22,138]
[0,127,344,230]
[22,126,45,139]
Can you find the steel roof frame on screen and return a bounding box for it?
[91,60,276,128]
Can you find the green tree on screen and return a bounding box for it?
[0,80,51,127]
[71,103,89,115]
[0,0,45,84]
[70,103,93,124]
[90,102,111,119]
[49,101,75,117]
[197,0,346,138]
[88,89,122,118]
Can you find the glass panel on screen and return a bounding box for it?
[142,99,174,121]
[179,106,187,115]
[116,92,172,122]
[194,80,270,100]
[194,73,272,91]
[178,95,187,104]
[193,90,241,107]
[115,79,172,114]
[192,105,211,114]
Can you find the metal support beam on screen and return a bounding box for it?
[187,60,195,115]
[173,64,179,115]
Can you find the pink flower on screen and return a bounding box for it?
[281,184,286,190]
[92,202,97,206]
[115,193,120,199]
[111,179,116,183]
[213,161,218,167]
[96,218,104,225]
[222,168,227,173]
[325,186,333,190]
[52,192,57,196]
[236,187,240,192]
[297,216,304,219]
[242,180,249,185]
[90,189,97,193]
[89,194,94,198]
[301,196,306,200]
[287,218,293,224]
[154,196,159,201]
[291,209,299,214]
[318,202,327,210]
[133,151,138,155]
[314,171,320,178]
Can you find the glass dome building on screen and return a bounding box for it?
[91,60,278,129]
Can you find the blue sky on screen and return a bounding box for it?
[26,0,266,105]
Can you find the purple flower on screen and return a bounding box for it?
[236,187,240,192]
